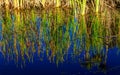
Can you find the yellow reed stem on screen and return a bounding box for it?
[20,0,23,9]
[81,0,87,15]
[95,0,100,13]
[14,0,20,9]
[56,0,60,7]
[41,0,46,7]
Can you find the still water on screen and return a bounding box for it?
[0,9,120,75]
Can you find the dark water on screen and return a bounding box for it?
[0,9,120,75]
[0,47,120,75]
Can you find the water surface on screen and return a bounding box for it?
[0,9,120,75]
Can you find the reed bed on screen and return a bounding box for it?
[0,0,120,68]
[0,0,119,13]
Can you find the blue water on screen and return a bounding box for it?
[0,47,119,75]
[0,15,120,75]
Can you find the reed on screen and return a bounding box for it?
[13,0,19,9]
[70,0,74,7]
[79,0,87,15]
[116,14,120,48]
[56,0,60,7]
[0,0,118,13]
[95,0,100,13]
[41,0,46,7]
[91,14,104,53]
[20,0,23,9]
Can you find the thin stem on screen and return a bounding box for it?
[95,0,100,13]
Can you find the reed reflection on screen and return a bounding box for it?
[0,8,120,71]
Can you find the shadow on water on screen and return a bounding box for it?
[0,7,120,75]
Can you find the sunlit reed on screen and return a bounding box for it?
[79,0,87,15]
[95,0,100,13]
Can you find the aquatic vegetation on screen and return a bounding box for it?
[116,14,120,48]
[91,14,104,53]
[56,0,61,7]
[0,0,120,71]
[79,0,87,15]
[95,0,100,13]
[0,0,119,13]
[13,0,19,9]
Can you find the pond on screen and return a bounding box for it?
[0,7,120,75]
